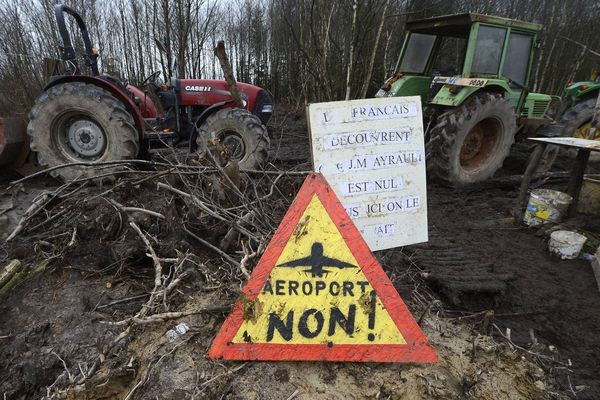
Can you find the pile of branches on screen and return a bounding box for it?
[3,154,308,398]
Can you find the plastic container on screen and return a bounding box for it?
[577,175,600,215]
[523,189,572,227]
[548,230,587,259]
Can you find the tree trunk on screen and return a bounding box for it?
[214,41,244,108]
[359,0,390,99]
[345,0,358,100]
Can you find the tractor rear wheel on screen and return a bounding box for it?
[28,82,139,181]
[197,108,269,169]
[561,97,598,141]
[426,92,516,185]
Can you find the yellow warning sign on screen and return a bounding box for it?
[233,194,406,345]
[209,173,436,362]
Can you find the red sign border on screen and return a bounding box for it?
[208,173,437,362]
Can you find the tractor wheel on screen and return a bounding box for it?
[197,108,270,170]
[561,97,598,141]
[28,82,139,182]
[558,97,600,162]
[426,92,516,185]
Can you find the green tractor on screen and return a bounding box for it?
[558,73,600,140]
[376,13,559,185]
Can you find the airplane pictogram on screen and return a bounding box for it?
[277,242,356,277]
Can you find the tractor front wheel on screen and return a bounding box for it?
[196,108,270,169]
[28,82,139,181]
[426,92,516,185]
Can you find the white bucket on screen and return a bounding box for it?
[523,189,572,227]
[548,230,587,259]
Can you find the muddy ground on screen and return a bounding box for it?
[1,105,599,399]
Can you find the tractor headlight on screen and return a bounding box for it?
[254,90,274,124]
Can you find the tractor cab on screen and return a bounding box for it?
[377,13,555,123]
[375,13,562,185]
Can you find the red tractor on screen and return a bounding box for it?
[28,5,273,181]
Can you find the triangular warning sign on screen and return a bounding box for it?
[209,173,437,362]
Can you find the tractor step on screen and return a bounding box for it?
[144,130,177,140]
[144,130,181,151]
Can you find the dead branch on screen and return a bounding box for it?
[107,198,166,220]
[197,362,248,394]
[9,159,216,187]
[220,211,256,251]
[239,239,265,280]
[51,351,74,384]
[5,192,51,241]
[95,294,149,310]
[124,333,197,400]
[130,306,229,324]
[242,169,310,176]
[492,323,571,367]
[129,221,164,307]
[182,225,240,267]
[106,305,228,326]
[157,182,255,239]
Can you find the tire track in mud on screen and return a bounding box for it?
[405,226,516,310]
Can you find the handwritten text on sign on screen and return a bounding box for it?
[309,97,428,250]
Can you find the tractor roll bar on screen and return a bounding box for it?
[54,4,99,76]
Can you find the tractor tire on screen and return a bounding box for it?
[197,108,270,170]
[558,97,600,162]
[28,82,139,182]
[560,97,598,140]
[426,92,516,185]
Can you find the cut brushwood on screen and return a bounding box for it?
[0,259,22,289]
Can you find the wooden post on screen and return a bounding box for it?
[514,143,546,224]
[591,248,600,292]
[567,148,591,217]
[214,41,244,109]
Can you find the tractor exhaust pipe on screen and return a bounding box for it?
[54,4,99,76]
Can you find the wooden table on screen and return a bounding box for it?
[514,137,600,223]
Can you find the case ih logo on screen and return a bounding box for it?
[185,85,212,92]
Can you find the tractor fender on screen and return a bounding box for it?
[188,100,232,152]
[44,75,145,139]
[565,82,600,102]
[429,83,509,107]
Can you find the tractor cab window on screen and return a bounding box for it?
[471,25,506,75]
[502,33,533,87]
[430,36,468,77]
[399,33,436,74]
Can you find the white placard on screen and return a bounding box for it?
[308,96,428,251]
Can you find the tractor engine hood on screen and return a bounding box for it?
[177,79,273,124]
